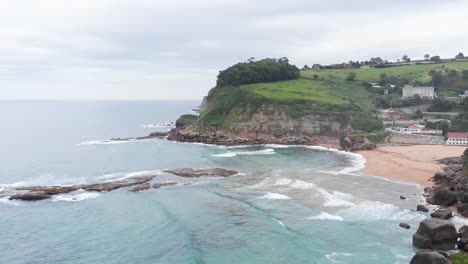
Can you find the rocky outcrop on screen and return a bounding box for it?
[430,208,453,220]
[417,205,429,212]
[340,136,376,152]
[136,131,169,140]
[152,182,177,188]
[9,175,158,201]
[410,251,450,264]
[164,168,238,178]
[459,226,468,250]
[128,183,151,192]
[412,218,458,250]
[430,187,457,206]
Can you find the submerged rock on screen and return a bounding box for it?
[9,191,52,201]
[164,168,238,178]
[412,218,458,250]
[430,208,453,220]
[128,183,151,192]
[459,226,468,250]
[417,205,429,213]
[410,251,450,264]
[152,182,177,188]
[399,223,410,229]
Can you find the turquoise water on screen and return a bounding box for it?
[0,101,426,263]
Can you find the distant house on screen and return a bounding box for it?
[360,65,371,69]
[402,86,435,100]
[312,64,321,69]
[395,124,442,135]
[459,91,468,98]
[446,132,468,145]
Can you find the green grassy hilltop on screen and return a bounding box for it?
[197,59,468,134]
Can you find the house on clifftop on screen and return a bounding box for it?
[402,85,435,100]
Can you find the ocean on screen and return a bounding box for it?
[0,100,428,263]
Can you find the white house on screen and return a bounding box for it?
[459,91,468,98]
[402,86,435,100]
[446,132,468,145]
[395,124,442,135]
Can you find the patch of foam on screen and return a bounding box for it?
[274,178,293,186]
[272,217,286,227]
[258,192,291,200]
[212,153,237,157]
[308,212,344,221]
[315,188,355,207]
[290,180,316,189]
[212,148,276,158]
[0,197,21,206]
[305,146,366,174]
[51,192,100,202]
[338,200,426,222]
[76,139,132,146]
[451,216,468,230]
[325,252,353,263]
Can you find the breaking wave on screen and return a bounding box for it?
[308,212,344,221]
[258,192,291,200]
[212,148,276,157]
[51,192,100,202]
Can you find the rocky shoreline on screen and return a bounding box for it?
[1,168,238,201]
[409,149,468,263]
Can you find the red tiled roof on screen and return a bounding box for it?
[447,132,468,139]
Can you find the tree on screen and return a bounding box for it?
[430,55,441,62]
[346,72,357,81]
[424,54,430,60]
[429,70,444,87]
[302,65,310,70]
[456,52,465,59]
[413,109,423,119]
[427,98,453,112]
[402,55,411,62]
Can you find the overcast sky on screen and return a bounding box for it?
[1,0,467,100]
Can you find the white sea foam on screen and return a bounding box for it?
[0,197,21,206]
[258,192,291,200]
[141,123,174,128]
[338,200,426,222]
[273,178,293,186]
[325,252,353,262]
[272,217,286,227]
[77,139,132,146]
[289,179,316,189]
[212,148,276,157]
[51,192,100,202]
[308,212,344,221]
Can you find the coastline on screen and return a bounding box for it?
[356,145,466,187]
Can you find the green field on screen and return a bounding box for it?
[199,60,468,128]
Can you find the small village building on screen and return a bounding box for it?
[459,91,468,98]
[446,132,468,145]
[402,86,435,100]
[312,64,321,69]
[394,124,442,135]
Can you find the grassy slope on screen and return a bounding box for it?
[199,61,468,128]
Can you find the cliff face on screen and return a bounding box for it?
[226,105,348,140]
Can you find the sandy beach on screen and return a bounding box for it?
[357,145,466,186]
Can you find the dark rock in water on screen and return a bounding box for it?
[136,131,169,140]
[110,137,133,141]
[417,205,429,212]
[458,204,468,218]
[430,208,453,219]
[164,168,238,178]
[412,218,458,250]
[9,175,158,201]
[152,182,177,188]
[399,223,410,229]
[400,195,407,200]
[410,251,449,264]
[128,183,151,192]
[459,226,468,249]
[426,196,436,205]
[433,187,457,206]
[9,191,52,201]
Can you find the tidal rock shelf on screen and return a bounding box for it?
[3,168,238,201]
